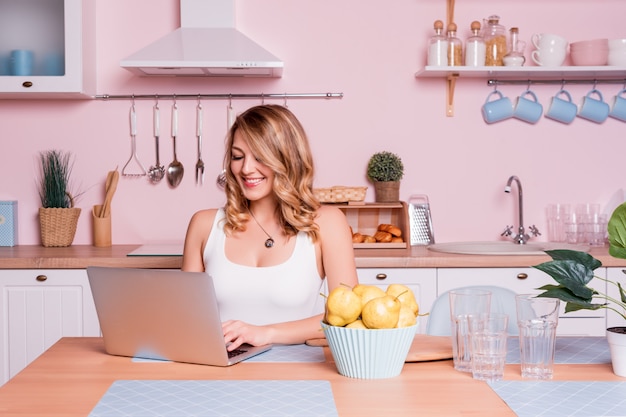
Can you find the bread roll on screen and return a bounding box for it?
[378,223,402,237]
[363,235,376,243]
[352,233,365,243]
[373,230,392,243]
[391,236,404,243]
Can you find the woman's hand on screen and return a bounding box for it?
[222,320,274,351]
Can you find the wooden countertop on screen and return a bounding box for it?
[0,337,622,416]
[0,244,624,269]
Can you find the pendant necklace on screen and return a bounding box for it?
[248,208,275,248]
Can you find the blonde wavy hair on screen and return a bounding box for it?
[222,105,321,241]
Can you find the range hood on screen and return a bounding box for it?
[120,0,283,77]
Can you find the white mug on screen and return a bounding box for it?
[532,33,568,50]
[531,49,567,67]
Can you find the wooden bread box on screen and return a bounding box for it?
[330,201,410,249]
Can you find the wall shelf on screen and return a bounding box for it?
[416,66,626,80]
[416,66,626,116]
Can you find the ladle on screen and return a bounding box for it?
[147,103,165,183]
[166,102,184,187]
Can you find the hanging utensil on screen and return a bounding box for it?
[166,102,184,187]
[216,101,235,189]
[122,102,147,177]
[147,103,165,183]
[195,100,205,185]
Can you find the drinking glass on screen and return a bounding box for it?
[469,313,509,381]
[449,289,492,372]
[516,294,560,379]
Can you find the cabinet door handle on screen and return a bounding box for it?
[375,273,387,280]
[516,273,528,280]
[36,274,48,282]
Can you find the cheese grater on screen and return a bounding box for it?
[408,195,435,245]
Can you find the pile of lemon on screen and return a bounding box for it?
[324,284,419,329]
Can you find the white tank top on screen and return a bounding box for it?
[203,209,324,325]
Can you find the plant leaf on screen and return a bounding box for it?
[564,301,606,312]
[544,249,602,270]
[533,259,594,301]
[619,281,626,304]
[609,202,626,260]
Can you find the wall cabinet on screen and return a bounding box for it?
[0,269,100,386]
[0,0,95,98]
[437,267,607,336]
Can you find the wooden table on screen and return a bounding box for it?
[0,337,622,416]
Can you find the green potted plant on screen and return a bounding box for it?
[366,151,404,203]
[37,149,82,247]
[533,202,626,377]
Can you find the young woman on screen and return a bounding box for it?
[182,104,358,351]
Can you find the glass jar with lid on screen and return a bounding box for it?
[427,19,448,66]
[482,15,508,66]
[446,23,463,66]
[465,21,486,67]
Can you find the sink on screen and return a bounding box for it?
[427,241,590,256]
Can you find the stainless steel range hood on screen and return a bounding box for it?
[120,0,283,77]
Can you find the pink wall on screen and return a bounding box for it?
[1,0,625,246]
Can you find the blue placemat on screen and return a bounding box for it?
[506,337,611,365]
[89,380,338,417]
[489,381,626,417]
[133,344,325,363]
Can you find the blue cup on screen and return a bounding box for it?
[514,90,543,124]
[578,89,610,123]
[545,89,578,124]
[609,89,626,122]
[9,49,34,76]
[482,90,514,124]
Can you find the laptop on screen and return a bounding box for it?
[86,266,272,366]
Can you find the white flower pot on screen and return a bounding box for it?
[607,327,626,377]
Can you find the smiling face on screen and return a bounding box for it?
[230,130,276,202]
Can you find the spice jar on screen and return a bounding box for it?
[482,15,508,66]
[446,23,463,66]
[503,27,526,66]
[427,20,448,66]
[465,21,486,67]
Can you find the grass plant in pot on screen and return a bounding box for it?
[366,151,404,203]
[532,202,626,377]
[37,150,82,247]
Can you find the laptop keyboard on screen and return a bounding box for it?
[228,348,248,359]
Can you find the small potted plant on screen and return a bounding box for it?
[37,149,82,247]
[533,202,626,377]
[366,151,404,203]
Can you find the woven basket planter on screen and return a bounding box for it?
[39,207,81,247]
[373,181,400,203]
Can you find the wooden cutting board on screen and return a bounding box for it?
[305,334,453,362]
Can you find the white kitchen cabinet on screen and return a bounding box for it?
[437,267,607,336]
[357,268,437,334]
[0,269,100,386]
[0,0,95,98]
[606,267,626,329]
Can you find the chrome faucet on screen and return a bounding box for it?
[502,175,540,244]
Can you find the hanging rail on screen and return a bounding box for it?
[487,79,626,87]
[94,92,343,101]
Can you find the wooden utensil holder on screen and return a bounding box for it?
[92,204,111,247]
